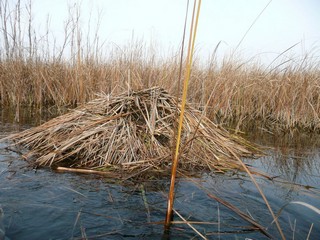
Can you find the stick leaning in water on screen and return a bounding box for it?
[164,0,202,229]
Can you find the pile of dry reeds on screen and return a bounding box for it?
[6,87,259,179]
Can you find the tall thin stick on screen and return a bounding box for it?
[177,0,190,97]
[164,0,201,229]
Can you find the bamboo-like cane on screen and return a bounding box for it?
[164,0,202,229]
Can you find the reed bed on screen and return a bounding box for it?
[5,87,259,179]
[1,53,320,133]
[0,0,319,133]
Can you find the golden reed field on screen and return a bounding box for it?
[0,0,319,134]
[1,45,319,133]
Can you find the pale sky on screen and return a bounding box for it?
[28,0,320,63]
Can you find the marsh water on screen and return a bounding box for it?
[0,108,320,239]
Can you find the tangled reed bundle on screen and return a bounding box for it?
[7,87,259,179]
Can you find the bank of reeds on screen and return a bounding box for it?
[0,0,319,133]
[1,51,319,133]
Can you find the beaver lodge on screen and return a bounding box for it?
[6,87,260,180]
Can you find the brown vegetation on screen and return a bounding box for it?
[1,1,317,237]
[6,87,259,179]
[0,0,319,134]
[1,50,320,133]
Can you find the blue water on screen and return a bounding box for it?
[0,112,320,239]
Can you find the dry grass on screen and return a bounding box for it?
[202,58,320,132]
[0,0,319,133]
[1,52,320,133]
[5,87,259,179]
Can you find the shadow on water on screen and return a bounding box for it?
[0,107,319,239]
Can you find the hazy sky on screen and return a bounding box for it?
[30,0,320,63]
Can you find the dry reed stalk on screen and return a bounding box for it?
[166,0,201,227]
[173,208,207,240]
[1,0,319,132]
[4,87,259,180]
[207,193,273,239]
[1,52,319,133]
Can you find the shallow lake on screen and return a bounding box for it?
[0,108,319,239]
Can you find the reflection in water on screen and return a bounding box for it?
[244,129,320,188]
[0,108,319,239]
[256,149,320,186]
[0,205,6,240]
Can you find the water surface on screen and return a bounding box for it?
[0,109,319,239]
